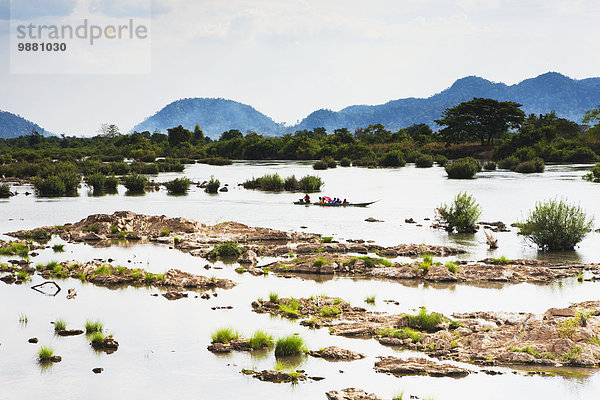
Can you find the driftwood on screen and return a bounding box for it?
[484,230,498,249]
[31,281,61,296]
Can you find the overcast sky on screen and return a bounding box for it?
[1,0,599,136]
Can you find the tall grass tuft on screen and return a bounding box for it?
[38,346,54,362]
[85,320,103,334]
[211,328,240,343]
[275,335,306,357]
[407,307,443,332]
[249,330,274,349]
[53,319,66,331]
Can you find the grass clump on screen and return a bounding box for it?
[274,335,306,357]
[89,331,106,345]
[38,346,54,362]
[279,298,300,316]
[160,228,170,236]
[320,306,341,317]
[122,174,148,193]
[561,346,582,362]
[16,270,30,280]
[445,261,458,273]
[249,330,274,350]
[493,256,511,264]
[444,157,480,179]
[53,319,66,332]
[378,327,422,342]
[84,224,99,233]
[313,257,328,267]
[320,236,333,243]
[85,320,103,334]
[407,307,443,332]
[435,192,481,233]
[205,175,220,193]
[165,177,191,194]
[365,295,376,304]
[269,292,279,303]
[211,328,240,344]
[0,242,29,257]
[52,244,65,252]
[207,241,243,258]
[518,198,593,251]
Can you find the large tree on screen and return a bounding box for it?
[435,98,525,145]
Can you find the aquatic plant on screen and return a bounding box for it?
[89,331,106,345]
[211,328,240,344]
[122,174,148,193]
[53,319,66,332]
[340,157,351,167]
[206,241,243,258]
[85,320,103,334]
[16,270,29,280]
[365,295,376,304]
[320,236,333,243]
[249,330,274,350]
[493,256,511,264]
[445,261,458,273]
[0,242,29,257]
[435,192,481,233]
[274,335,306,357]
[497,156,519,170]
[19,313,28,324]
[407,307,443,332]
[205,176,220,193]
[279,298,300,316]
[379,150,406,167]
[269,292,279,303]
[313,257,327,267]
[283,175,299,191]
[85,172,106,192]
[434,154,448,166]
[320,306,340,317]
[444,157,480,179]
[165,177,191,194]
[518,198,593,251]
[583,163,600,183]
[52,244,65,252]
[38,346,54,362]
[377,327,422,342]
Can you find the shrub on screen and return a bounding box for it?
[283,175,299,191]
[207,241,242,258]
[298,175,323,192]
[85,173,106,192]
[407,307,443,332]
[483,161,497,171]
[583,163,600,182]
[514,157,545,173]
[497,156,520,170]
[435,192,481,233]
[415,154,434,168]
[518,198,593,251]
[122,174,148,192]
[340,157,351,167]
[0,184,12,198]
[249,330,274,349]
[52,244,65,252]
[165,177,191,194]
[313,160,328,170]
[211,328,239,343]
[275,335,306,357]
[198,157,232,165]
[379,150,406,167]
[205,176,220,193]
[433,154,448,166]
[564,147,598,163]
[444,157,480,179]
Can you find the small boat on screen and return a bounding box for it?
[293,201,377,207]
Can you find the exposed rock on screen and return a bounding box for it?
[326,388,384,400]
[253,296,353,320]
[207,338,253,353]
[162,291,188,300]
[0,274,16,284]
[92,367,104,374]
[91,337,119,353]
[238,250,258,265]
[50,355,62,363]
[309,346,364,360]
[374,357,470,377]
[66,288,77,299]
[365,217,383,222]
[405,218,416,224]
[244,369,308,383]
[57,329,84,336]
[28,338,38,343]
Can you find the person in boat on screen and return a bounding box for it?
[343,198,348,204]
[302,194,311,204]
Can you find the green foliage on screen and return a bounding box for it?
[493,256,511,265]
[313,257,327,267]
[52,244,65,252]
[313,160,328,170]
[298,175,323,192]
[274,335,306,357]
[340,157,351,167]
[434,154,448,166]
[89,331,106,345]
[53,319,66,331]
[243,173,284,191]
[207,241,242,258]
[407,307,443,331]
[269,292,279,303]
[320,306,340,317]
[483,161,497,170]
[365,295,376,304]
[415,154,434,168]
[377,327,422,342]
[583,163,600,183]
[320,236,333,243]
[514,157,545,173]
[0,183,12,198]
[279,298,300,316]
[435,192,481,233]
[85,320,103,333]
[379,150,406,167]
[84,224,99,233]
[249,330,274,349]
[211,328,240,344]
[518,198,593,250]
[498,156,519,170]
[165,177,191,194]
[445,261,458,273]
[205,176,220,193]
[38,346,54,362]
[122,174,148,192]
[0,242,29,257]
[283,175,299,191]
[560,346,582,362]
[160,228,170,236]
[444,157,481,179]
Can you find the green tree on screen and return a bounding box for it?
[435,98,525,145]
[167,125,192,146]
[582,105,600,125]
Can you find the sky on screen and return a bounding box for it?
[1,0,599,136]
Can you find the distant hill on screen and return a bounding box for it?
[0,110,52,139]
[294,72,600,132]
[133,73,600,137]
[132,98,284,138]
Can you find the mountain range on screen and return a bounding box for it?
[2,72,600,139]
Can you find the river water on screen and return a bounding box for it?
[1,162,599,400]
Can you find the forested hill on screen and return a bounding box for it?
[294,72,600,132]
[132,98,285,138]
[0,110,52,139]
[133,72,600,137]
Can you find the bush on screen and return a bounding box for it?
[85,173,105,192]
[198,157,232,165]
[433,154,448,166]
[340,157,351,167]
[104,176,119,191]
[122,174,148,192]
[415,154,434,168]
[275,335,306,357]
[243,174,284,191]
[379,150,406,167]
[498,156,519,170]
[165,177,191,194]
[205,176,220,193]
[323,156,337,168]
[33,171,81,196]
[564,147,599,163]
[444,157,480,179]
[283,175,299,191]
[313,160,328,170]
[0,184,12,198]
[518,198,593,251]
[483,161,497,171]
[298,175,323,192]
[435,192,481,233]
[514,157,544,173]
[583,163,600,182]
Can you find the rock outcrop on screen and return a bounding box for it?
[374,357,470,377]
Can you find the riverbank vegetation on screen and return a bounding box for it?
[242,173,323,192]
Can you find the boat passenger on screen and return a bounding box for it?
[342,198,348,204]
[303,194,311,203]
